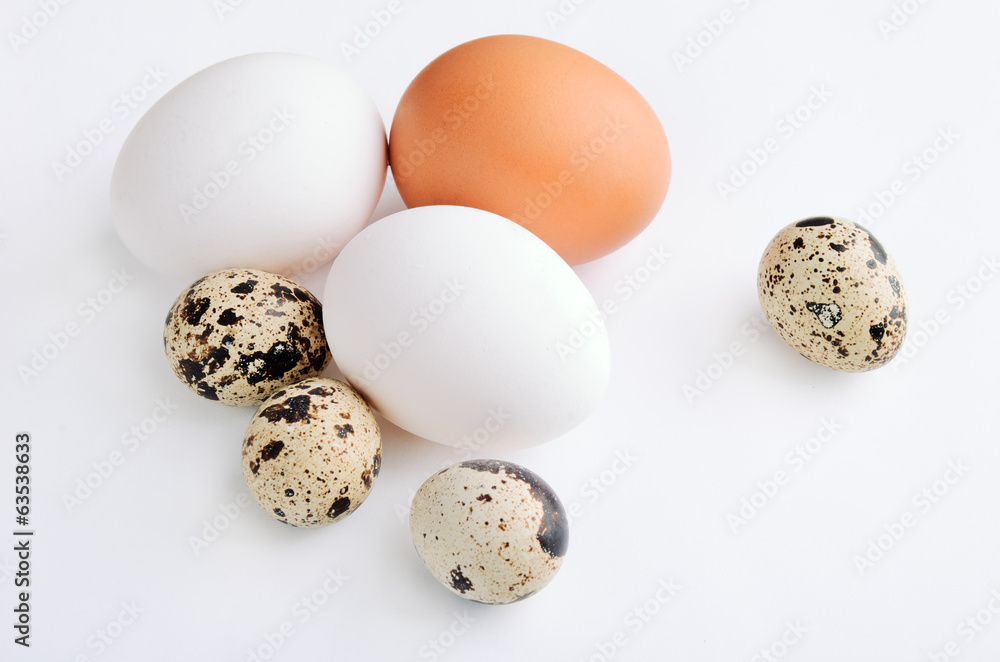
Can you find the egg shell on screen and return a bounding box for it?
[323,205,611,450]
[112,52,387,281]
[389,35,670,266]
[163,269,330,405]
[409,459,568,604]
[242,378,381,527]
[757,216,908,371]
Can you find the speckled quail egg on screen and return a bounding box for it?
[164,268,330,405]
[758,216,908,371]
[242,378,381,527]
[409,459,568,604]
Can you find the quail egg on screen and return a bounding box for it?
[242,378,381,527]
[758,216,907,371]
[409,459,568,604]
[164,268,330,405]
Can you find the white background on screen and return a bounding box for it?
[3,0,1000,660]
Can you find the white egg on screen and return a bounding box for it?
[323,205,611,450]
[111,52,387,281]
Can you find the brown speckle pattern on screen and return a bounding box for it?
[409,459,568,604]
[163,268,330,406]
[242,378,381,528]
[758,216,908,371]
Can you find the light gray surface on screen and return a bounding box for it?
[3,1,999,660]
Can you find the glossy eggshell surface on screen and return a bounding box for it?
[242,378,381,527]
[409,459,568,604]
[757,216,908,371]
[322,205,611,451]
[111,52,387,281]
[163,268,330,405]
[389,35,670,266]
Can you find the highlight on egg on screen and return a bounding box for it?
[111,52,387,281]
[389,34,670,266]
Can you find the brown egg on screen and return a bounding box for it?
[389,35,670,266]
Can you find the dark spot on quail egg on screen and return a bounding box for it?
[260,440,285,461]
[217,308,244,326]
[182,296,211,325]
[196,383,219,401]
[230,279,257,295]
[450,566,474,594]
[805,302,843,329]
[795,217,835,227]
[863,228,888,264]
[259,395,312,424]
[327,496,351,519]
